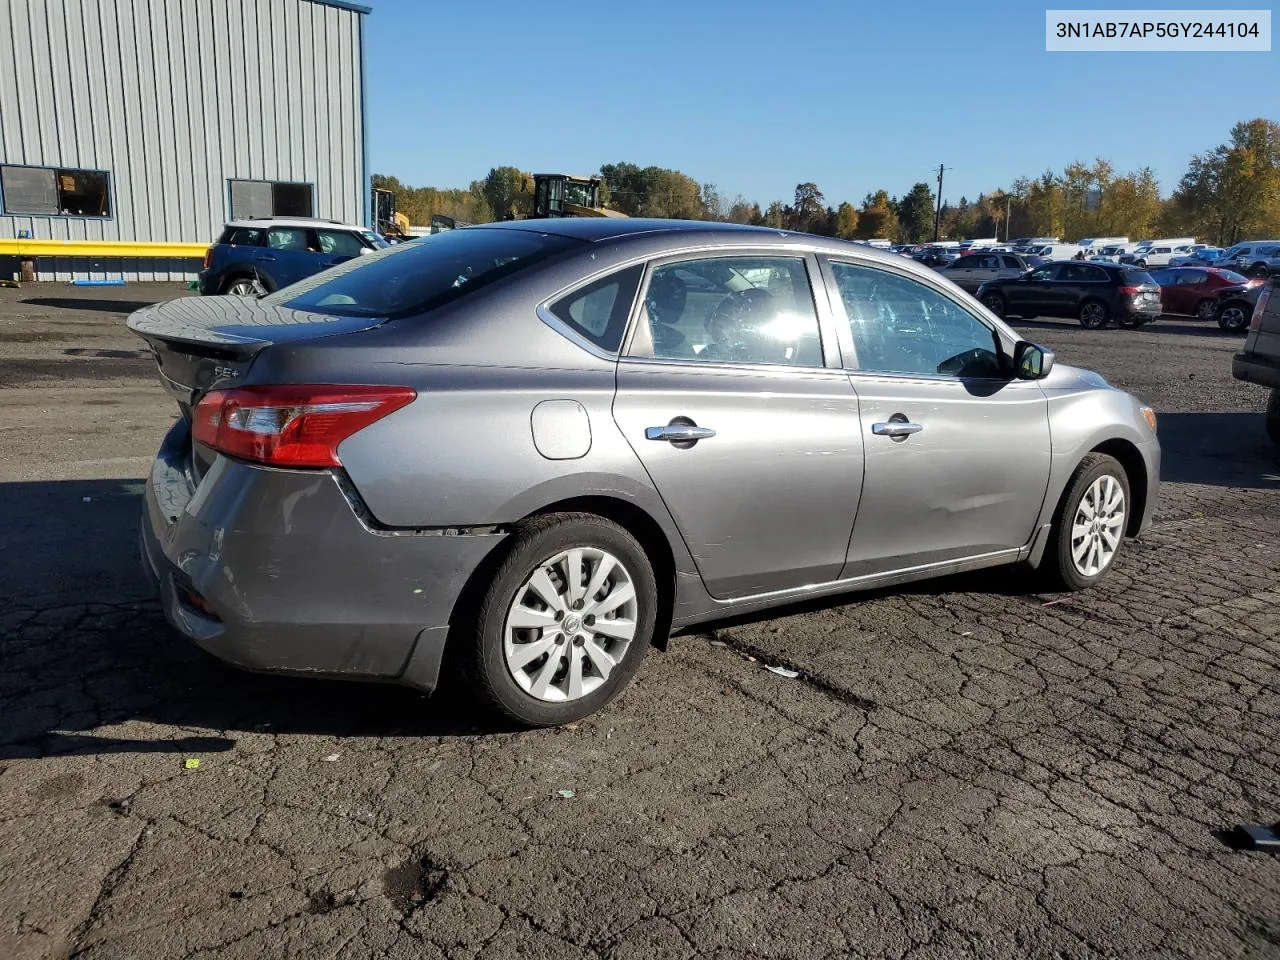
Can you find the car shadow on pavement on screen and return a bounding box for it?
[1158,411,1280,488]
[19,297,157,314]
[0,480,519,762]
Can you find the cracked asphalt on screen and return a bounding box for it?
[1,285,1278,959]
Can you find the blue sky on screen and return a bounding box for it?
[363,0,1276,207]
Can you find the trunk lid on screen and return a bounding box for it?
[127,295,390,420]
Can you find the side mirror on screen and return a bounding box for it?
[1013,340,1055,380]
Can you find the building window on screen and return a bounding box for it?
[0,164,112,217]
[228,179,315,220]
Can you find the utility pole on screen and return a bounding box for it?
[1005,194,1012,242]
[933,163,947,242]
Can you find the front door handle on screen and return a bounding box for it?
[646,424,716,443]
[254,255,278,262]
[872,421,923,438]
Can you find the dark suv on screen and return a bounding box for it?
[198,218,388,296]
[976,260,1162,328]
[1231,279,1280,445]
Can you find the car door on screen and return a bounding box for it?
[1004,263,1061,316]
[261,226,322,289]
[943,254,979,291]
[821,257,1051,577]
[1173,269,1209,314]
[966,253,1002,290]
[611,251,863,600]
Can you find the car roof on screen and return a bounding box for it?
[452,217,941,265]
[224,218,367,230]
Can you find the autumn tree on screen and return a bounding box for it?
[834,201,859,239]
[790,182,826,233]
[1165,118,1280,244]
[897,182,935,243]
[481,166,532,221]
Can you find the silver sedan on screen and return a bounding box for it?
[128,219,1160,726]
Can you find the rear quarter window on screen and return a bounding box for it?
[547,265,643,353]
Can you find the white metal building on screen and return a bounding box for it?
[0,0,370,280]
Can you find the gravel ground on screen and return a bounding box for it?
[1,284,1277,960]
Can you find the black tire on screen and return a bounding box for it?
[222,274,265,297]
[1040,453,1131,592]
[981,291,1007,318]
[1078,299,1110,329]
[1217,300,1251,332]
[1195,298,1218,321]
[1247,263,1269,279]
[462,512,658,727]
[1267,390,1280,448]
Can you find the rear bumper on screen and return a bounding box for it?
[195,269,218,295]
[1233,352,1280,390]
[139,419,504,692]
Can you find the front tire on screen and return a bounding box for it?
[1217,300,1251,332]
[981,292,1007,318]
[1078,299,1110,329]
[464,513,658,727]
[1041,453,1131,592]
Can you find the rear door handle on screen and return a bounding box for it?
[645,424,716,442]
[254,255,278,262]
[872,421,923,438]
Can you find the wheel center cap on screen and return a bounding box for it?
[563,614,581,633]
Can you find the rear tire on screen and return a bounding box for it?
[1267,390,1280,448]
[1195,298,1218,321]
[981,292,1007,318]
[1217,300,1251,332]
[463,513,658,727]
[223,275,265,297]
[1041,453,1131,592]
[1078,299,1110,329]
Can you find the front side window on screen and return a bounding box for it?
[1030,265,1060,281]
[548,265,643,352]
[830,261,1003,379]
[316,229,366,257]
[267,227,583,319]
[0,164,111,217]
[1001,255,1023,270]
[637,255,824,367]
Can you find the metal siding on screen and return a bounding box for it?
[0,0,365,282]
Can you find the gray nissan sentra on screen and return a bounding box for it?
[128,219,1160,726]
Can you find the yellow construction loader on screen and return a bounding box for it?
[526,174,627,219]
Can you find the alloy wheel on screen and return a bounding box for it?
[1080,302,1107,328]
[1219,305,1249,331]
[1070,475,1126,577]
[1196,299,1217,321]
[503,547,638,703]
[227,278,265,296]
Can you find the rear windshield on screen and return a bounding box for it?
[1121,269,1156,285]
[265,227,584,318]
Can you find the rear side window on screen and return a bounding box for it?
[267,227,583,318]
[548,265,643,353]
[220,227,264,246]
[1001,255,1023,269]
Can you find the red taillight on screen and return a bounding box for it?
[1251,285,1270,332]
[203,246,213,269]
[1118,285,1142,296]
[193,385,416,468]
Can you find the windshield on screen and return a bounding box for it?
[265,228,584,318]
[1122,269,1156,285]
[1218,270,1249,284]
